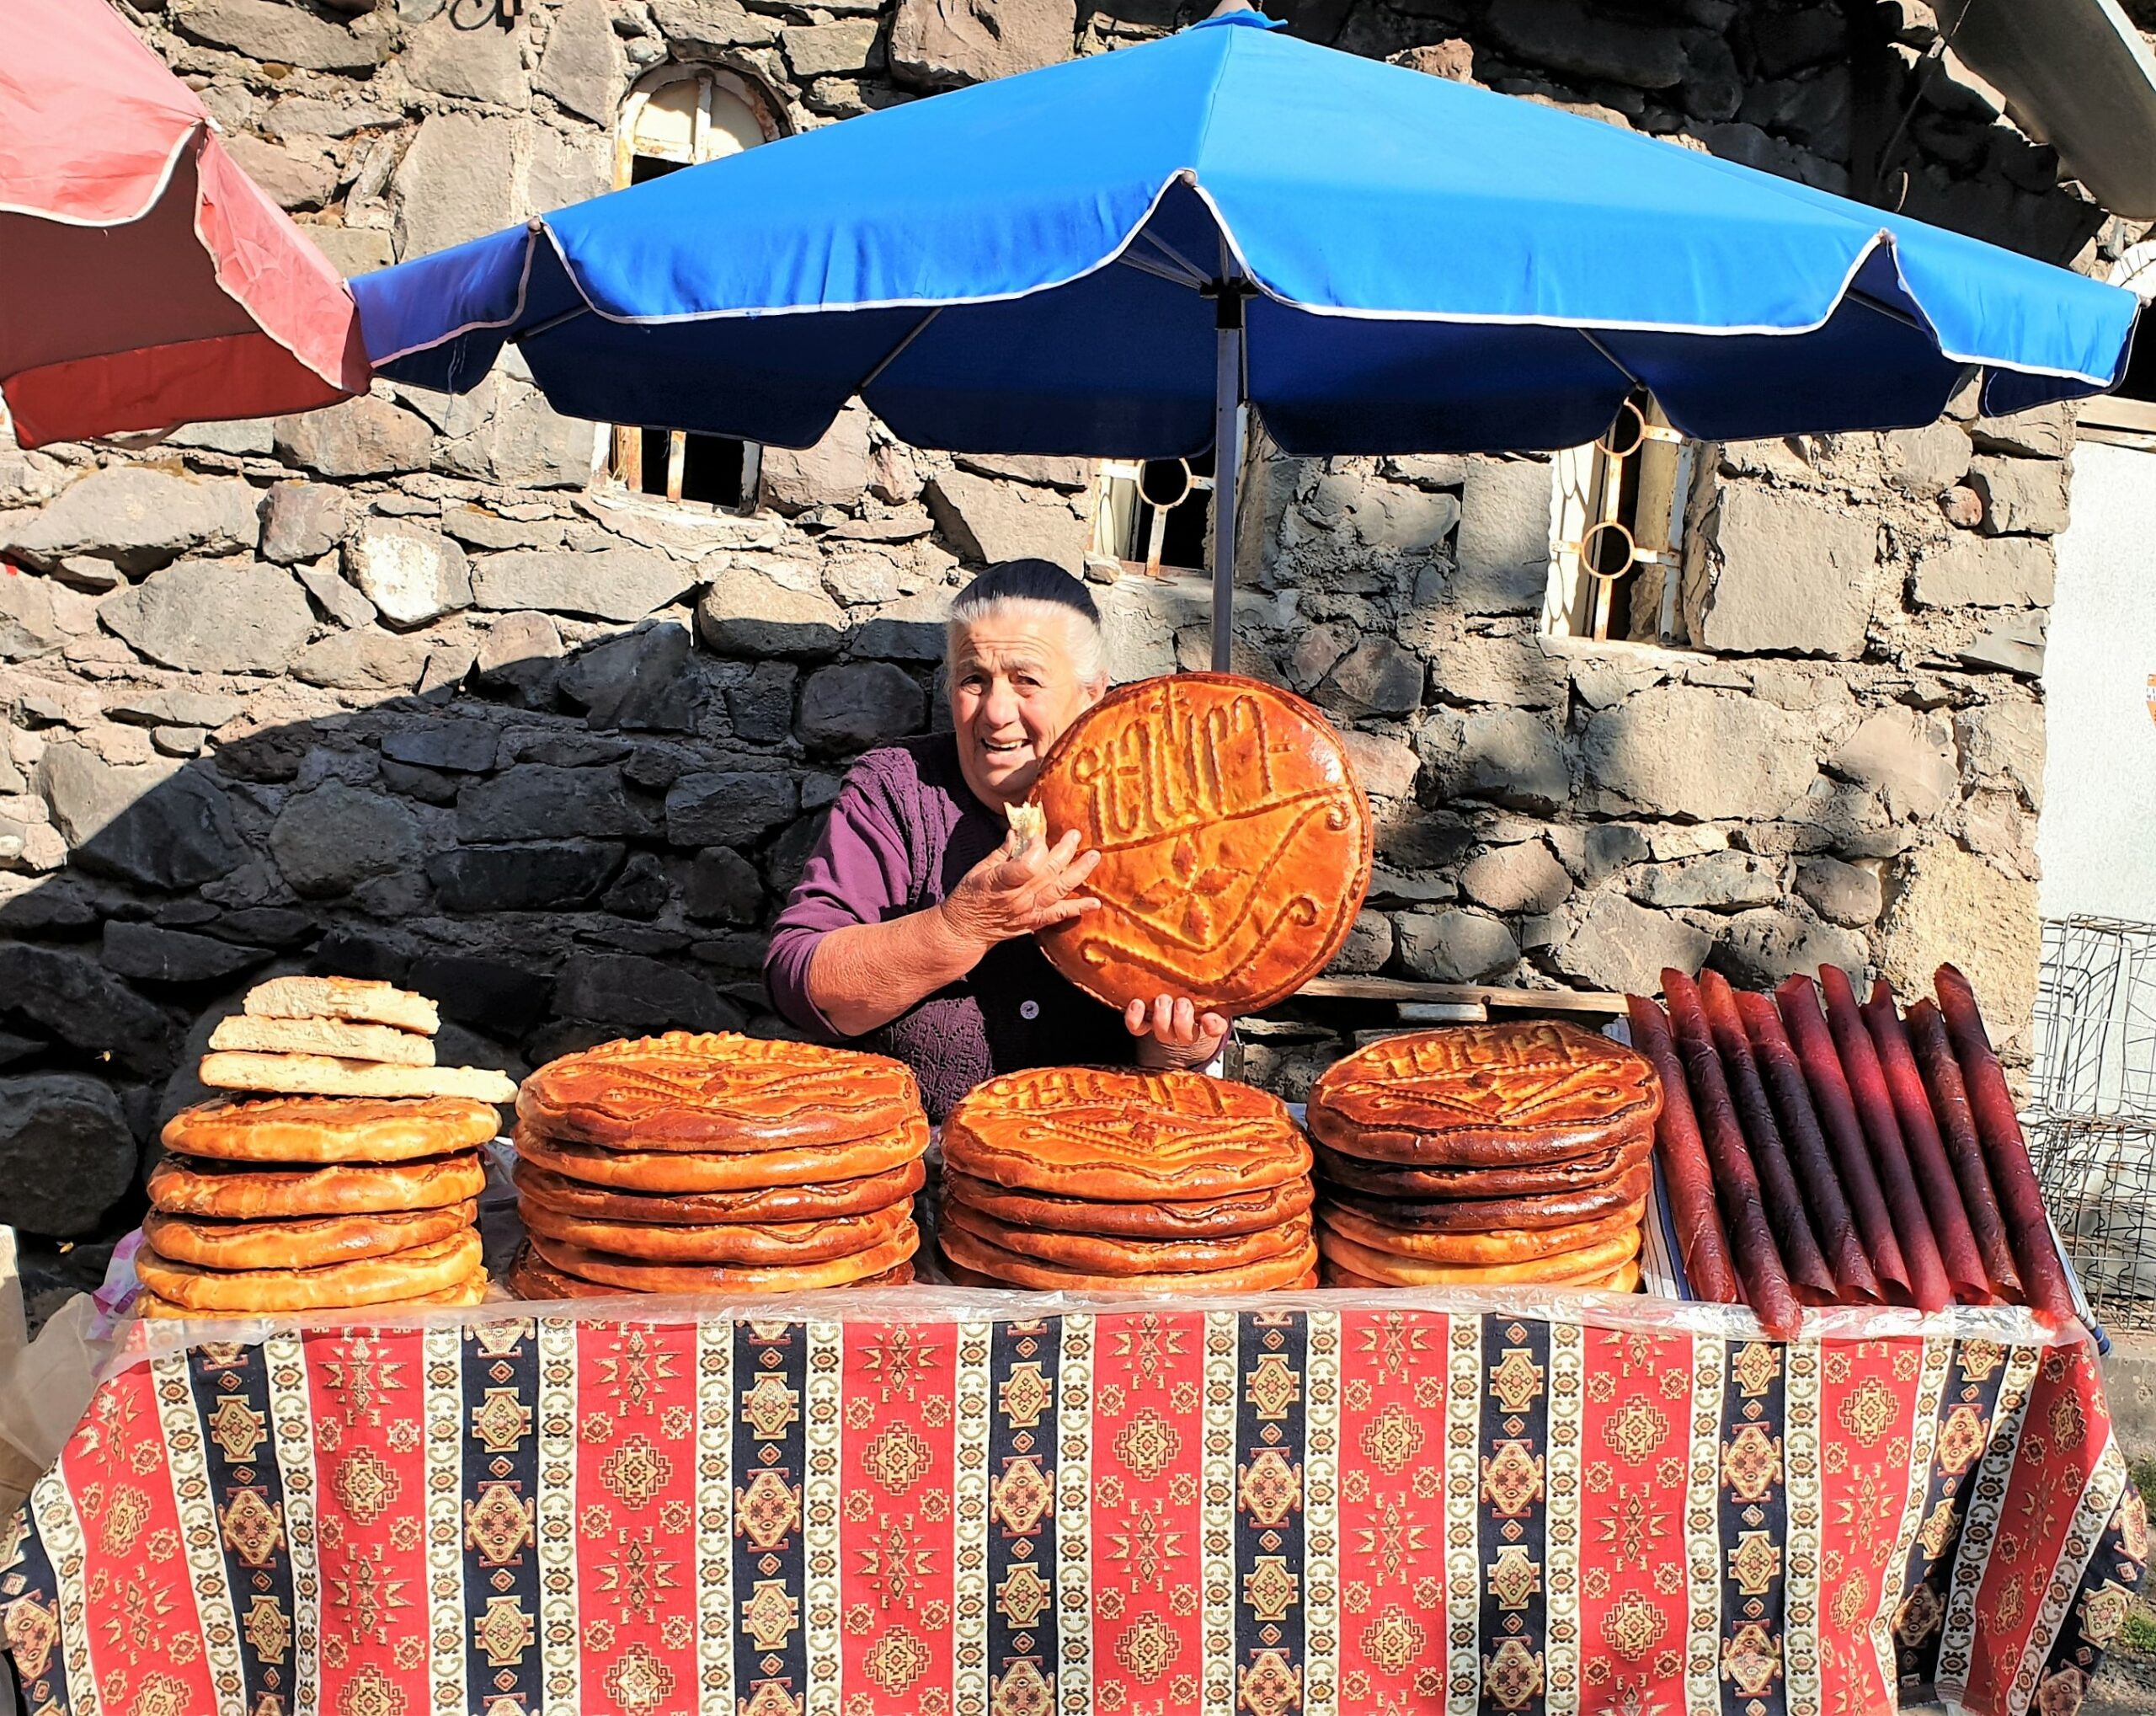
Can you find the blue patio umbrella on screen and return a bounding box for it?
[350,6,2138,669]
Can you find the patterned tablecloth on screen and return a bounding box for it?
[0,1291,2143,1716]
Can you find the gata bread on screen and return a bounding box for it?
[1315,1199,1643,1264]
[504,1243,915,1301]
[1308,1021,1662,1168]
[143,1200,478,1270]
[943,1066,1310,1201]
[1312,1134,1652,1200]
[1031,673,1373,1016]
[939,1224,1319,1293]
[513,1115,928,1192]
[941,1170,1313,1240]
[147,1151,487,1218]
[512,1157,923,1225]
[1320,1259,1641,1292]
[136,1228,483,1312]
[1314,1222,1641,1287]
[520,1199,913,1267]
[135,1276,489,1319]
[1320,1162,1652,1233]
[163,1095,502,1163]
[518,1032,921,1151]
[526,1226,919,1295]
[940,1200,1313,1275]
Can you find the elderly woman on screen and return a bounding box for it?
[766,559,1228,1120]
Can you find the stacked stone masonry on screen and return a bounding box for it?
[0,0,2140,1287]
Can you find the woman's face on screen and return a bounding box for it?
[948,608,1106,808]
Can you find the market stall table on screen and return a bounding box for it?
[2,1291,2141,1716]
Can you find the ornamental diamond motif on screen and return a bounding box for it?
[472,1595,535,1668]
[1603,1398,1669,1466]
[205,1395,268,1465]
[1484,1638,1544,1713]
[991,1457,1051,1537]
[997,1562,1053,1630]
[602,1643,675,1716]
[1000,1363,1051,1430]
[1731,1343,1780,1402]
[862,1423,933,1497]
[1936,1404,1988,1478]
[219,1489,283,1569]
[463,1484,536,1566]
[334,1447,400,1527]
[243,1595,291,1665]
[1598,1591,1666,1663]
[1246,1355,1300,1422]
[1481,1441,1544,1519]
[1243,1555,1299,1622]
[742,1580,799,1653]
[470,1389,534,1455]
[1238,1649,1301,1716]
[1487,1544,1540,1613]
[990,1655,1054,1716]
[740,1374,800,1442]
[1359,1604,1427,1676]
[1488,1348,1545,1416]
[1238,1449,1303,1529]
[735,1470,801,1553]
[1358,1404,1424,1477]
[1112,1409,1181,1483]
[1728,1530,1781,1597]
[1722,1425,1782,1504]
[862,1624,933,1696]
[600,1434,672,1510]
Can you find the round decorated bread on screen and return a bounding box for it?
[526,1226,918,1294]
[514,1115,928,1192]
[143,1201,478,1270]
[1319,1258,1640,1293]
[506,1242,915,1302]
[940,1224,1317,1292]
[1321,1162,1652,1232]
[520,1200,912,1266]
[1030,673,1373,1015]
[163,1096,501,1163]
[1313,1222,1640,1286]
[1307,1022,1662,1168]
[134,1275,489,1318]
[518,1033,921,1151]
[136,1228,483,1311]
[942,1066,1310,1201]
[1315,1200,1642,1264]
[942,1170,1313,1240]
[941,1200,1313,1275]
[512,1157,922,1225]
[1312,1133,1651,1199]
[148,1150,488,1219]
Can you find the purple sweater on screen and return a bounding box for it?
[764,735,1133,1121]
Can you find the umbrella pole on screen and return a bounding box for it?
[1209,290,1246,673]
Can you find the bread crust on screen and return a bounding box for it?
[938,1225,1318,1292]
[942,1066,1310,1200]
[513,1117,928,1191]
[513,1157,923,1224]
[1315,1200,1642,1264]
[1031,673,1374,1015]
[1314,1223,1640,1286]
[526,1225,919,1294]
[941,1198,1312,1275]
[134,1275,488,1318]
[520,1199,912,1265]
[1308,1022,1661,1167]
[148,1151,487,1217]
[144,1200,478,1270]
[505,1243,915,1301]
[163,1096,502,1163]
[518,1033,921,1151]
[136,1229,484,1310]
[210,1015,437,1066]
[243,976,439,1034]
[1320,1163,1652,1232]
[1318,1259,1640,1292]
[1313,1135,1651,1199]
[942,1170,1313,1239]
[200,1052,517,1103]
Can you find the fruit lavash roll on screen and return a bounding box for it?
[1625,994,1742,1304]
[1904,997,2022,1301]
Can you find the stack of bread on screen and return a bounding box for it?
[939,1067,1317,1292]
[138,977,515,1318]
[1308,1021,1658,1292]
[505,1033,926,1297]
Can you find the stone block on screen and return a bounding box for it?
[852,588,951,662]
[1971,401,2074,460]
[292,627,433,691]
[403,8,528,104]
[536,0,627,122]
[890,0,1073,87]
[275,393,434,478]
[1395,907,1519,983]
[170,0,390,69]
[102,559,318,676]
[1794,854,1882,926]
[1913,533,2052,607]
[1878,841,2040,1042]
[1440,708,1570,813]
[38,741,244,888]
[260,482,349,564]
[0,571,64,661]
[408,953,553,1034]
[392,111,517,261]
[270,781,423,896]
[1582,685,1812,821]
[1460,839,1571,915]
[473,547,694,622]
[424,841,625,911]
[456,764,654,842]
[953,453,1091,490]
[523,120,613,217]
[1550,890,1710,994]
[555,952,744,1034]
[1453,457,1552,613]
[1316,639,1424,718]
[101,921,270,984]
[723,660,800,746]
[925,469,1088,568]
[1627,851,1780,911]
[1710,903,1870,989]
[1393,39,1476,80]
[1967,455,2070,537]
[0,944,174,1075]
[781,18,880,78]
[2,468,260,578]
[1326,909,1394,976]
[1431,628,1568,708]
[1694,484,1874,657]
[604,852,673,919]
[665,771,799,845]
[1953,696,2044,810]
[558,623,704,732]
[684,847,766,924]
[382,723,497,772]
[1550,821,1650,886]
[306,226,396,276]
[1956,612,2046,677]
[223,131,338,210]
[697,565,847,657]
[104,687,244,730]
[647,0,777,51]
[1749,5,1845,75]
[343,518,471,628]
[1830,707,1956,820]
[475,610,564,700]
[1881,420,1970,495]
[0,1074,136,1237]
[1093,579,1181,682]
[1485,0,1687,87]
[1337,729,1418,800]
[760,410,873,513]
[296,557,376,628]
[798,662,926,757]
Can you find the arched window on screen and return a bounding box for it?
[609,67,787,509]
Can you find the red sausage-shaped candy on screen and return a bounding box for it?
[1626,994,1742,1304]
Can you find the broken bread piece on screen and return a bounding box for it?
[243,976,438,1036]
[209,1015,437,1066]
[200,1052,515,1104]
[1006,800,1047,852]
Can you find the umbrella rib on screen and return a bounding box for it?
[857,307,943,392]
[1576,327,1641,386]
[1118,251,1204,288]
[1138,230,1213,286]
[515,304,593,344]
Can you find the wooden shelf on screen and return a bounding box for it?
[1294,976,1627,1015]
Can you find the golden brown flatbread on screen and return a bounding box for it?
[943,1259,1321,1292]
[1308,1022,1661,1168]
[1313,1223,1640,1286]
[1315,1200,1643,1265]
[942,1066,1310,1201]
[504,1243,915,1302]
[939,1224,1317,1292]
[134,1275,488,1319]
[512,1157,922,1226]
[518,1032,921,1151]
[136,1229,484,1311]
[941,1170,1314,1240]
[200,1052,517,1103]
[1320,1162,1653,1232]
[941,1199,1312,1275]
[1312,1135,1652,1200]
[243,976,439,1034]
[209,1015,437,1066]
[513,1116,929,1192]
[1031,673,1373,1015]
[526,1226,919,1294]
[142,1201,478,1270]
[520,1199,913,1266]
[163,1096,502,1163]
[147,1151,487,1218]
[1318,1258,1641,1293]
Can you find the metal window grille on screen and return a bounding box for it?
[1091,456,1215,575]
[1545,390,1698,645]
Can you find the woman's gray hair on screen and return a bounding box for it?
[944,559,1108,685]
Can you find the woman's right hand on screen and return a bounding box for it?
[938,829,1102,949]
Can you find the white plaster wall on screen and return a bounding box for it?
[2038,440,2156,921]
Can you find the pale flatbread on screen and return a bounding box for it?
[210,1015,437,1066]
[243,977,438,1035]
[1006,801,1047,851]
[200,1052,515,1103]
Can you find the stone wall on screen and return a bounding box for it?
[0,0,2129,1296]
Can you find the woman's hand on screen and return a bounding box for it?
[938,829,1102,952]
[1128,993,1231,1072]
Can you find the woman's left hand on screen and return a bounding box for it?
[1126,994,1231,1072]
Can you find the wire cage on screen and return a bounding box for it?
[2025,916,2156,1327]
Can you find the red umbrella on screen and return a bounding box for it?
[0,0,370,448]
